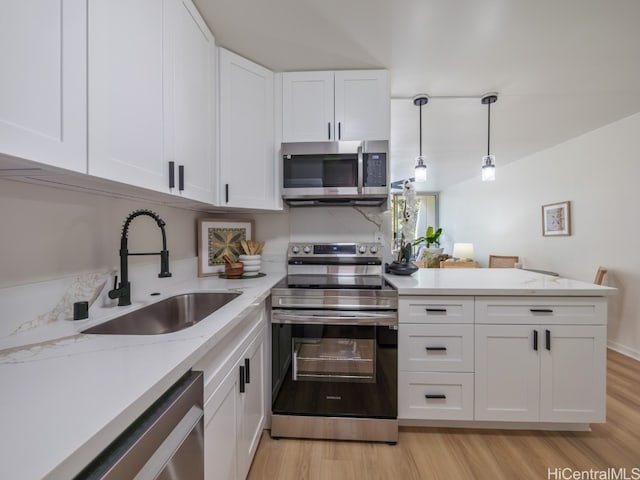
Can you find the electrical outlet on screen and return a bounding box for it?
[374,231,384,243]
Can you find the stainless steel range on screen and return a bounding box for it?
[270,242,398,443]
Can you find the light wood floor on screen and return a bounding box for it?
[248,349,640,480]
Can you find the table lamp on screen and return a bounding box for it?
[452,243,474,261]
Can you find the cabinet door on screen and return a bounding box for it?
[219,48,276,208]
[238,330,266,480]
[282,71,334,142]
[0,0,86,172]
[166,0,215,203]
[334,70,389,141]
[475,324,540,421]
[88,0,169,192]
[540,325,606,423]
[204,365,239,480]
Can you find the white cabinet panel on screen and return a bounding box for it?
[0,0,86,172]
[399,372,474,420]
[219,48,276,209]
[88,0,168,191]
[168,0,215,203]
[399,296,475,324]
[474,324,540,422]
[334,70,389,141]
[475,297,606,325]
[282,71,334,142]
[399,324,474,372]
[539,325,606,423]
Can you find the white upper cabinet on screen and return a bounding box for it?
[219,48,277,209]
[282,71,334,142]
[88,0,215,202]
[166,0,216,203]
[282,70,389,142]
[0,0,86,172]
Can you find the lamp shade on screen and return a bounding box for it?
[452,243,474,260]
[414,156,427,182]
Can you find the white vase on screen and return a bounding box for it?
[239,254,261,276]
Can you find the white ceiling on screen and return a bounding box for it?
[194,0,640,191]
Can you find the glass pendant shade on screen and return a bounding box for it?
[481,155,496,182]
[415,156,427,182]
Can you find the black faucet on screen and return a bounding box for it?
[108,209,172,306]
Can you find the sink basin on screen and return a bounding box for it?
[82,292,241,335]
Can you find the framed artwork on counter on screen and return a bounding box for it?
[197,218,254,276]
[542,201,571,236]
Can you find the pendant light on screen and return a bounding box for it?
[413,94,429,183]
[481,93,498,182]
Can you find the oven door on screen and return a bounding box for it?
[271,310,397,419]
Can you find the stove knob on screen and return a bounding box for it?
[358,245,367,254]
[291,245,300,254]
[370,245,378,254]
[303,245,312,254]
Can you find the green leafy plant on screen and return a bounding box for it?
[412,226,443,248]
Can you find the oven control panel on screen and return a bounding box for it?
[288,242,381,258]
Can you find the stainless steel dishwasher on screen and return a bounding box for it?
[75,370,204,480]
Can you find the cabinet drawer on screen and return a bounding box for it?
[399,372,474,420]
[399,324,473,372]
[475,297,607,325]
[399,296,474,324]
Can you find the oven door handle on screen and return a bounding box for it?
[271,310,397,326]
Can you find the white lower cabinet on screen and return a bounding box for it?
[399,295,608,427]
[195,306,266,480]
[398,297,475,421]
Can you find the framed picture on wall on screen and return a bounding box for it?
[197,218,254,276]
[542,201,571,236]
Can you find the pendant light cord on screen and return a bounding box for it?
[419,104,423,157]
[487,101,491,156]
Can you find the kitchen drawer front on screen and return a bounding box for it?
[399,296,474,324]
[399,324,474,372]
[475,297,607,325]
[399,372,474,420]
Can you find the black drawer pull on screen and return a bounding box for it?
[338,122,341,139]
[239,365,245,393]
[425,308,447,313]
[425,347,447,352]
[168,161,175,189]
[328,122,331,140]
[178,165,184,192]
[533,329,538,351]
[245,358,251,384]
[425,394,447,399]
[546,329,551,351]
[530,308,554,313]
[225,183,229,203]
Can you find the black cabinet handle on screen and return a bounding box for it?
[546,329,551,351]
[239,365,245,393]
[425,394,447,399]
[533,330,538,351]
[425,347,447,352]
[244,358,251,384]
[178,165,184,192]
[530,308,554,313]
[168,161,175,189]
[225,183,229,203]
[425,308,447,313]
[338,122,341,139]
[328,122,331,140]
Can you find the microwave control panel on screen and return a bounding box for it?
[364,153,387,187]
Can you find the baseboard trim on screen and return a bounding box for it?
[607,341,640,362]
[398,419,592,431]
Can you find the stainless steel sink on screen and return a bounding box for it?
[82,292,241,335]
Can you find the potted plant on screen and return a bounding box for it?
[412,226,444,267]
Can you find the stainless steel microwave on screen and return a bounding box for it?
[281,140,389,206]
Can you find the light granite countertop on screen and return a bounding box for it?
[384,268,617,296]
[0,265,285,480]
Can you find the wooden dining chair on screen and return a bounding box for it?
[488,255,519,268]
[440,260,479,268]
[594,266,608,285]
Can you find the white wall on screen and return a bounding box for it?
[440,112,640,358]
[0,178,207,288]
